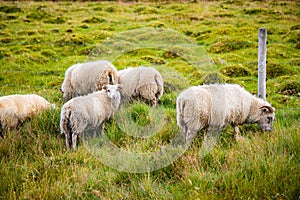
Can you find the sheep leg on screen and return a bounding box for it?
[65,132,72,151]
[100,123,105,136]
[72,133,78,150]
[234,126,245,141]
[0,120,2,137]
[0,120,3,137]
[92,127,98,138]
[172,123,191,148]
[186,129,197,146]
[151,99,157,107]
[234,126,239,135]
[94,122,104,137]
[173,126,187,147]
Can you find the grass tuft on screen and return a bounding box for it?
[277,79,300,96]
[220,64,252,77]
[82,16,106,24]
[0,5,22,13]
[209,37,253,53]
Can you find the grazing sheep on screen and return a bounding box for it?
[60,60,118,102]
[60,84,122,151]
[176,84,275,144]
[0,94,55,132]
[118,66,163,106]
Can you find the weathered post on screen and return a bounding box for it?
[258,28,267,100]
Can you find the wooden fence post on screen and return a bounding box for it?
[258,28,267,100]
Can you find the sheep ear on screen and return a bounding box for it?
[117,84,123,91]
[271,106,275,112]
[102,85,108,91]
[108,70,114,85]
[260,106,274,113]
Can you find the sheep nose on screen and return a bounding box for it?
[264,127,272,132]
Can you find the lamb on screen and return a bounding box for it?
[0,94,55,133]
[117,66,163,106]
[60,84,122,151]
[60,60,118,102]
[176,84,275,145]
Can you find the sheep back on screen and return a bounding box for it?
[0,94,54,129]
[118,66,163,106]
[61,64,78,101]
[61,91,117,133]
[61,60,118,101]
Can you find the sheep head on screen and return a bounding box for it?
[257,105,276,132]
[102,84,123,100]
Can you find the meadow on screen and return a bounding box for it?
[0,0,299,199]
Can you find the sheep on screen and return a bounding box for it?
[60,60,118,102]
[117,66,163,106]
[60,84,122,151]
[0,94,55,133]
[176,84,275,145]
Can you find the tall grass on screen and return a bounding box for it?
[0,0,299,199]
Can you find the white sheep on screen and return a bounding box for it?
[60,60,118,102]
[118,66,163,106]
[60,84,122,151]
[0,94,55,132]
[176,84,275,144]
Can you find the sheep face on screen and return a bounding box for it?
[257,106,275,132]
[102,84,122,100]
[60,87,72,102]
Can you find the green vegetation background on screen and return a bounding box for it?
[0,0,299,199]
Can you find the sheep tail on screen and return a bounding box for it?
[60,107,72,135]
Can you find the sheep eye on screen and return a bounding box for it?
[107,89,110,92]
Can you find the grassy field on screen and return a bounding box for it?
[0,0,299,199]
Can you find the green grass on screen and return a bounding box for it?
[0,0,299,199]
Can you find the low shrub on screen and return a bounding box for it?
[220,64,252,77]
[277,80,300,96]
[209,37,253,53]
[44,17,66,24]
[0,5,22,13]
[82,17,106,24]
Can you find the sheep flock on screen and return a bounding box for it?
[0,60,276,151]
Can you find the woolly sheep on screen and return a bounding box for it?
[118,66,163,106]
[176,84,275,144]
[0,94,55,133]
[60,84,122,151]
[60,60,118,102]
